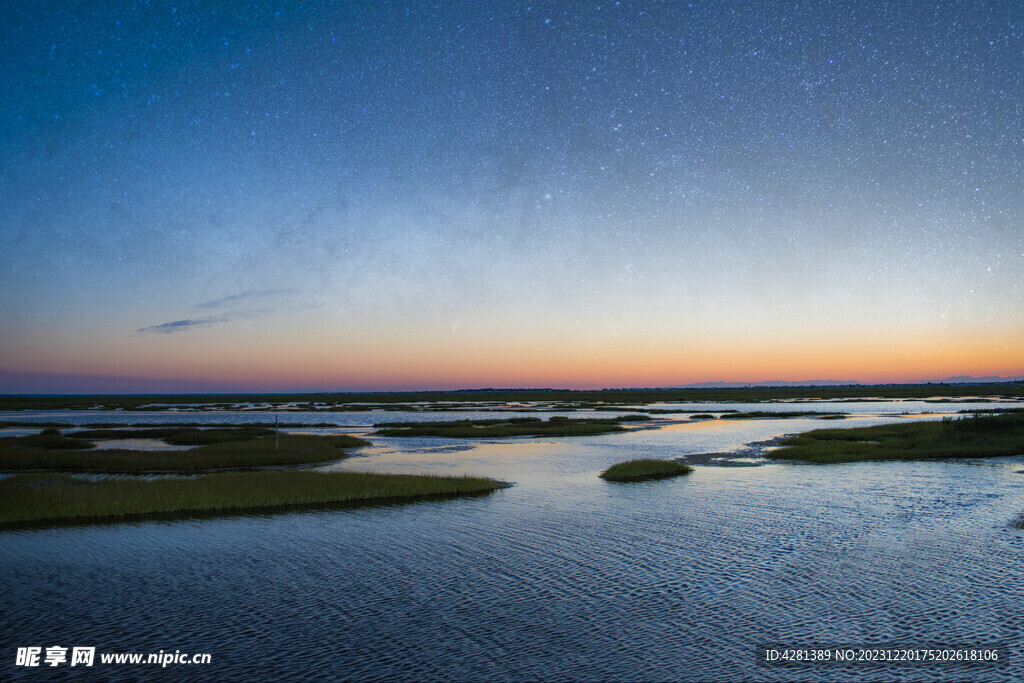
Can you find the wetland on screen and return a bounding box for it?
[2,390,1024,681]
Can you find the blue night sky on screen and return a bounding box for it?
[1,1,1022,393]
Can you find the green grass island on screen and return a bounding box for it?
[600,459,695,482]
[720,410,848,419]
[0,471,508,528]
[0,427,507,528]
[767,410,1024,463]
[374,415,649,438]
[0,427,369,472]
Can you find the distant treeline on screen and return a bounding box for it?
[1,383,1022,411]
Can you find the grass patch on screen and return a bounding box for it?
[72,422,341,428]
[374,416,645,438]
[721,411,847,419]
[68,426,275,445]
[0,422,74,428]
[600,459,694,482]
[690,413,716,420]
[768,411,1024,463]
[0,433,97,451]
[0,471,508,527]
[0,434,367,472]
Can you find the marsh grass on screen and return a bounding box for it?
[75,422,339,428]
[69,426,275,445]
[0,422,74,428]
[721,411,848,419]
[0,470,508,527]
[0,434,367,472]
[0,433,97,450]
[768,411,1024,463]
[374,416,646,438]
[600,459,694,482]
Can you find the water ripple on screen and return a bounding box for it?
[3,411,1024,681]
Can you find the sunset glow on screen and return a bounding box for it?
[2,3,1022,393]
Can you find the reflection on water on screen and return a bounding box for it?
[2,404,1024,681]
[91,439,194,451]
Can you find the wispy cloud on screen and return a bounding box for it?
[137,316,231,334]
[138,289,300,334]
[197,289,292,309]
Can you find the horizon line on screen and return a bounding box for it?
[3,377,1024,398]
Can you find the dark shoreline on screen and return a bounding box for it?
[3,382,1023,411]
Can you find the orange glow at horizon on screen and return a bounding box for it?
[10,322,1023,391]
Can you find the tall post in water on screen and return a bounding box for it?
[275,414,279,450]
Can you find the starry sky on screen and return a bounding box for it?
[1,1,1022,393]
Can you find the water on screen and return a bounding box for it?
[2,404,1024,681]
[0,399,1016,430]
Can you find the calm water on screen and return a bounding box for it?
[2,403,1024,681]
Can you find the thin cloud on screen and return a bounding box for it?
[136,307,276,334]
[137,288,299,335]
[196,289,292,309]
[137,316,230,334]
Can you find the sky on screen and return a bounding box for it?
[1,1,1022,393]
